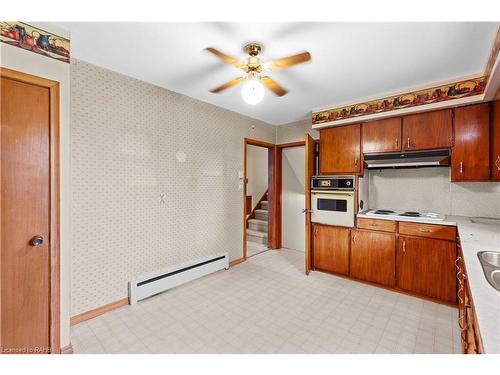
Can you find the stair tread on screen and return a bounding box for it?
[247,229,268,238]
[248,218,268,224]
[255,209,268,214]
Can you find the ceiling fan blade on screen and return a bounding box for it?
[205,47,241,68]
[268,52,311,71]
[210,77,245,93]
[260,76,287,97]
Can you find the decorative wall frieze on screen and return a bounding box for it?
[311,76,487,126]
[0,22,70,63]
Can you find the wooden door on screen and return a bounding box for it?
[402,109,453,151]
[451,103,490,181]
[319,124,361,174]
[491,101,500,181]
[312,224,350,275]
[304,134,315,275]
[1,76,52,353]
[362,117,402,153]
[396,236,456,303]
[350,230,395,286]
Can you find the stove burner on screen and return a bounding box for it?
[399,211,421,217]
[373,210,395,215]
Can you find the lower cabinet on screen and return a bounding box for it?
[457,243,483,354]
[397,236,456,303]
[312,223,350,275]
[350,229,395,287]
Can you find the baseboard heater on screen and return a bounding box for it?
[128,252,229,304]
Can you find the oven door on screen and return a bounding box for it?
[311,190,355,227]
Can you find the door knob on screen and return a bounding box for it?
[30,235,44,247]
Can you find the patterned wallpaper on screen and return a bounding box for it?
[276,119,318,144]
[70,59,276,315]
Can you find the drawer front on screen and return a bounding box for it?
[357,217,396,232]
[398,222,456,241]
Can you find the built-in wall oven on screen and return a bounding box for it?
[311,175,355,227]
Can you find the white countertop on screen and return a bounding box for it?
[357,212,500,353]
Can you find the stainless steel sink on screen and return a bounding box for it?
[480,251,500,267]
[478,251,500,291]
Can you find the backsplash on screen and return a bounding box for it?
[70,59,276,315]
[368,168,500,218]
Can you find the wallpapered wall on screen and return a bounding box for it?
[70,59,276,315]
[276,119,319,144]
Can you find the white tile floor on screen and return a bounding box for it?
[71,249,461,354]
[246,241,269,257]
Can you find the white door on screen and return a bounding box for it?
[281,146,305,252]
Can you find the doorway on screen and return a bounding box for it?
[0,68,60,353]
[243,138,276,259]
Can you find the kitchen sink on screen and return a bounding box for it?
[492,270,500,287]
[478,251,500,291]
[479,251,500,267]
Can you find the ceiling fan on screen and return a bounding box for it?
[205,43,311,104]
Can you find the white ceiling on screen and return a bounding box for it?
[60,22,498,125]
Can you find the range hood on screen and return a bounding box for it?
[364,149,450,169]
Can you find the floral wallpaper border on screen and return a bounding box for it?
[0,21,70,63]
[311,76,488,125]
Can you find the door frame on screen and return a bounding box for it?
[243,138,275,259]
[0,67,61,353]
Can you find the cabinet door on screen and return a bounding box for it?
[402,109,453,151]
[312,224,350,275]
[451,103,490,181]
[491,101,500,181]
[362,117,402,153]
[320,124,361,174]
[397,236,456,303]
[350,230,395,286]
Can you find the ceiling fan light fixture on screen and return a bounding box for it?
[241,75,264,105]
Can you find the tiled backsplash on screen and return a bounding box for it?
[368,168,500,218]
[70,59,276,315]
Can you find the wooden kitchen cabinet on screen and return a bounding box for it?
[319,124,361,174]
[362,117,402,153]
[402,109,453,151]
[452,103,490,181]
[312,224,350,275]
[491,101,500,181]
[350,229,395,286]
[397,236,456,303]
[457,242,484,354]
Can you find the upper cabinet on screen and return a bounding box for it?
[492,101,500,181]
[452,103,490,182]
[320,124,361,174]
[402,109,453,151]
[362,117,402,153]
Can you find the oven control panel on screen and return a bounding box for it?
[311,175,355,191]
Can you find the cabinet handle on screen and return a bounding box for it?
[352,234,356,244]
[496,156,500,171]
[369,223,379,227]
[402,240,406,253]
[419,228,431,233]
[395,138,399,149]
[354,158,358,167]
[407,138,411,149]
[459,162,463,174]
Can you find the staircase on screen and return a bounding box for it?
[246,194,269,255]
